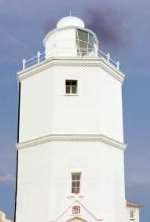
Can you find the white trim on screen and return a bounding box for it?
[17,58,125,83]
[126,201,143,208]
[48,200,103,222]
[67,194,85,199]
[64,94,79,96]
[17,134,127,150]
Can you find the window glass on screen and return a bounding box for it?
[66,80,77,94]
[89,33,95,46]
[78,29,88,42]
[76,29,96,56]
[130,210,135,219]
[72,206,80,215]
[72,172,81,194]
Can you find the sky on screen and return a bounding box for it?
[0,0,150,221]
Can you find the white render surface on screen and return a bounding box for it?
[16,16,140,222]
[19,62,124,143]
[44,28,77,58]
[16,141,126,222]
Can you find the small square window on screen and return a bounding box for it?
[72,206,80,215]
[66,80,78,94]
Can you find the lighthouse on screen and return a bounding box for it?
[15,16,141,222]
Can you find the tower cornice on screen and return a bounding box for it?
[17,57,125,83]
[17,134,127,151]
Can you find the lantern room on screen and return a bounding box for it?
[43,16,99,58]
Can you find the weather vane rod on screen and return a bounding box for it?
[69,9,72,16]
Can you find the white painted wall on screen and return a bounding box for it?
[16,140,126,222]
[51,65,124,142]
[45,28,77,58]
[19,62,124,143]
[19,67,55,142]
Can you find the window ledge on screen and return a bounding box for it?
[64,94,79,96]
[67,194,84,199]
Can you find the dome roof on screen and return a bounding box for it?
[56,16,85,29]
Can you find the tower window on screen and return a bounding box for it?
[72,206,80,215]
[76,29,96,56]
[130,210,135,220]
[66,80,77,94]
[71,172,81,194]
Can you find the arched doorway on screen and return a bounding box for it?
[67,217,87,222]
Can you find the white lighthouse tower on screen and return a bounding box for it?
[15,16,141,222]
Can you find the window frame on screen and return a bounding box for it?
[72,205,81,215]
[65,80,78,95]
[130,209,135,221]
[76,29,96,56]
[71,172,81,194]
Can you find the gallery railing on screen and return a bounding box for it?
[21,48,120,71]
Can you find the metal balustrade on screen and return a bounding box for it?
[21,48,120,71]
[22,51,45,70]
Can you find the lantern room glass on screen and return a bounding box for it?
[76,29,97,56]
